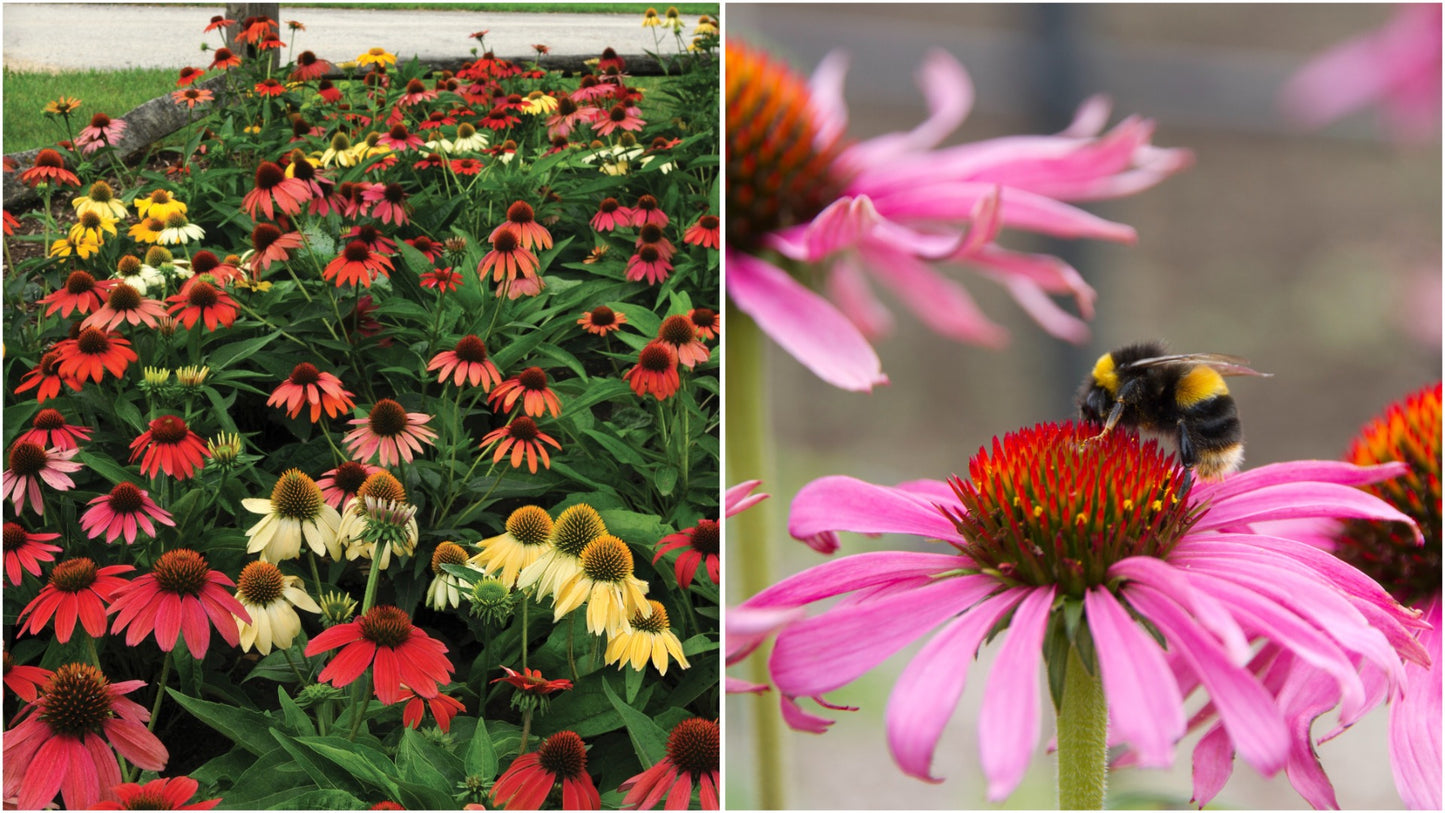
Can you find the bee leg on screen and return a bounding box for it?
[1175,420,1197,497]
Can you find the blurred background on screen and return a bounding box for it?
[724,3,1441,810]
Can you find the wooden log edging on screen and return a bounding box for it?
[3,51,710,210]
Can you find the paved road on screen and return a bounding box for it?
[2,3,707,72]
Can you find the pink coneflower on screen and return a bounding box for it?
[420,266,464,292]
[55,327,137,383]
[625,246,673,285]
[344,399,437,466]
[4,651,51,701]
[166,281,238,331]
[619,717,719,810]
[92,776,221,810]
[547,96,602,138]
[16,408,91,451]
[2,663,168,810]
[316,460,383,509]
[397,77,438,107]
[629,194,668,228]
[745,421,1427,803]
[39,270,114,317]
[242,161,309,220]
[18,149,80,188]
[427,335,503,390]
[80,481,175,545]
[377,123,424,151]
[478,227,540,284]
[363,182,411,225]
[590,197,630,232]
[572,74,613,103]
[305,604,454,704]
[108,548,248,657]
[14,348,83,403]
[624,342,681,401]
[171,86,214,108]
[323,240,394,287]
[480,416,561,474]
[404,234,445,261]
[656,314,710,369]
[3,441,81,515]
[284,150,332,200]
[688,307,720,341]
[490,201,552,250]
[75,112,126,154]
[635,222,676,261]
[188,249,245,287]
[727,41,1190,391]
[208,47,241,71]
[493,730,600,810]
[129,415,209,480]
[683,214,720,249]
[342,223,398,255]
[654,518,718,591]
[268,362,356,422]
[595,103,644,136]
[3,522,62,586]
[578,305,626,335]
[16,557,134,642]
[248,222,304,274]
[488,367,562,418]
[290,50,334,82]
[83,283,169,331]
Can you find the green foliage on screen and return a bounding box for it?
[3,67,179,153]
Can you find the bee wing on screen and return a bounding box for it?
[1123,353,1273,378]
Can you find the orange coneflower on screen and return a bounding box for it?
[624,341,681,400]
[478,227,540,284]
[236,15,277,45]
[18,149,79,188]
[170,86,214,108]
[688,307,720,341]
[683,214,720,249]
[128,415,208,480]
[427,335,502,390]
[323,240,394,288]
[254,78,285,97]
[449,157,483,175]
[578,305,627,335]
[289,50,334,82]
[268,363,355,423]
[38,270,114,317]
[176,66,205,86]
[56,327,137,384]
[242,161,309,220]
[341,223,396,256]
[489,201,552,251]
[166,280,237,331]
[657,314,710,369]
[488,367,562,418]
[480,416,562,474]
[420,267,464,293]
[208,47,242,71]
[188,250,245,287]
[42,96,82,116]
[14,349,83,403]
[248,222,303,274]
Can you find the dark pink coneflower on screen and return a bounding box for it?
[80,481,175,545]
[108,548,249,658]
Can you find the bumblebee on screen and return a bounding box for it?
[1077,341,1270,480]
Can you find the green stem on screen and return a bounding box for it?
[518,707,532,756]
[726,307,785,810]
[281,646,306,685]
[360,541,390,615]
[83,632,101,668]
[1057,644,1108,810]
[146,650,174,735]
[520,598,529,671]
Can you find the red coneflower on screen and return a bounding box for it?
[18,149,80,187]
[683,214,720,249]
[619,717,720,810]
[653,518,719,590]
[405,234,445,261]
[688,307,720,341]
[323,240,394,287]
[427,334,503,390]
[491,665,574,696]
[341,223,397,255]
[248,222,304,274]
[449,157,483,175]
[202,14,235,32]
[242,161,309,220]
[630,194,668,227]
[208,47,241,70]
[657,314,711,368]
[478,227,540,283]
[288,50,334,82]
[16,408,91,451]
[129,415,209,480]
[305,604,454,704]
[75,112,127,154]
[625,341,681,400]
[492,730,601,810]
[578,304,627,335]
[254,77,285,97]
[479,106,522,131]
[343,399,438,466]
[188,249,245,287]
[80,481,175,545]
[2,663,168,810]
[14,349,83,403]
[400,687,465,732]
[480,416,562,474]
[56,327,137,383]
[316,78,344,103]
[38,270,113,317]
[166,281,238,331]
[420,266,464,292]
[176,65,206,86]
[256,32,284,52]
[398,78,437,107]
[108,548,248,657]
[363,182,410,225]
[3,522,62,586]
[488,367,563,418]
[489,200,553,251]
[268,362,356,422]
[589,197,630,232]
[17,557,134,642]
[316,460,384,509]
[3,441,81,515]
[92,776,221,810]
[625,245,673,285]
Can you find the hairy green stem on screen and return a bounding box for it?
[1057,645,1108,810]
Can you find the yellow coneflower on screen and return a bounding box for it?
[71,181,127,220]
[127,216,167,244]
[241,469,341,561]
[68,210,117,245]
[156,211,205,245]
[133,188,187,221]
[319,132,358,167]
[550,534,651,637]
[604,599,690,675]
[355,46,397,68]
[470,505,554,587]
[517,503,606,603]
[48,235,100,259]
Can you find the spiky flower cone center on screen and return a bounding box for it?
[359,605,412,648]
[342,241,371,263]
[383,183,405,204]
[552,504,606,557]
[32,409,66,431]
[457,122,478,139]
[518,367,548,391]
[368,399,409,437]
[76,327,113,355]
[9,441,48,477]
[253,224,282,252]
[690,307,716,329]
[588,306,616,326]
[632,600,669,633]
[39,663,113,737]
[726,40,848,253]
[690,520,719,555]
[65,270,97,295]
[36,149,65,168]
[50,558,99,592]
[579,535,633,582]
[187,282,219,308]
[329,461,371,497]
[271,469,324,520]
[152,548,210,596]
[289,152,316,181]
[667,718,720,777]
[238,560,285,605]
[90,113,112,129]
[635,194,658,213]
[163,211,190,230]
[117,256,142,276]
[432,541,468,574]
[607,104,629,124]
[506,506,554,546]
[3,522,27,552]
[537,730,588,779]
[492,228,520,253]
[289,362,321,386]
[389,124,411,141]
[148,415,191,445]
[507,417,540,443]
[107,283,142,310]
[87,181,115,202]
[597,197,619,214]
[507,201,535,225]
[356,471,406,503]
[638,344,674,373]
[658,315,696,346]
[144,246,173,266]
[124,789,177,810]
[108,482,146,514]
[254,161,285,190]
[330,132,353,151]
[944,422,1197,597]
[78,211,104,230]
[1338,383,1442,605]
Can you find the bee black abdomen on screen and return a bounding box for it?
[1181,395,1242,451]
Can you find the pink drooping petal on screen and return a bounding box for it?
[824,254,894,339]
[1193,481,1422,543]
[1085,587,1184,768]
[887,587,1027,782]
[1273,659,1343,810]
[1110,556,1252,665]
[789,475,963,545]
[724,480,768,517]
[845,48,974,166]
[975,258,1091,343]
[805,50,850,147]
[727,250,887,392]
[857,244,1008,346]
[1391,595,1442,810]
[779,694,838,733]
[1059,94,1113,138]
[1190,723,1235,807]
[726,604,807,666]
[978,586,1054,802]
[868,182,1138,243]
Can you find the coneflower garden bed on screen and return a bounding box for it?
[3,12,720,811]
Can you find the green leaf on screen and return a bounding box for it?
[277,686,316,736]
[597,509,670,547]
[296,736,401,797]
[601,672,668,768]
[464,716,500,777]
[269,728,363,794]
[582,429,650,469]
[166,689,278,757]
[654,465,678,497]
[206,331,279,368]
[76,449,136,486]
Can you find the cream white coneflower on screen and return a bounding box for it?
[234,560,321,654]
[242,469,341,561]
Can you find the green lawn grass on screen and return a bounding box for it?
[3,67,179,154]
